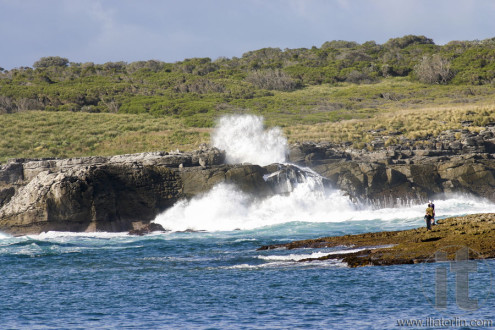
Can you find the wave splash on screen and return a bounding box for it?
[212,115,288,166]
[153,180,357,232]
[153,182,494,232]
[154,114,495,232]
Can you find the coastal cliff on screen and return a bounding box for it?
[290,127,495,205]
[1,127,494,236]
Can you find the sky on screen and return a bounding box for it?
[1,0,494,69]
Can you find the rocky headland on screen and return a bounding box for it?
[258,213,495,267]
[290,126,495,205]
[1,127,494,236]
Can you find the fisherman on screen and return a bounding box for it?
[428,200,436,225]
[425,203,434,230]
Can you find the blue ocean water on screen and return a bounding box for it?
[1,116,494,328]
[1,217,494,329]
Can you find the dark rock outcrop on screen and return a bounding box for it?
[128,222,168,236]
[0,148,270,235]
[1,127,494,236]
[289,127,495,205]
[0,147,307,235]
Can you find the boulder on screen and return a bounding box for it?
[0,164,182,235]
[128,222,168,236]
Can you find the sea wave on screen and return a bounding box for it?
[257,248,367,262]
[153,181,494,232]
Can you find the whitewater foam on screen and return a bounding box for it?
[217,259,347,270]
[212,115,288,166]
[154,114,495,233]
[33,231,131,240]
[257,248,367,262]
[153,179,495,232]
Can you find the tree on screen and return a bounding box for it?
[127,60,164,73]
[385,35,434,49]
[321,40,359,49]
[414,54,454,84]
[245,69,299,91]
[33,56,69,68]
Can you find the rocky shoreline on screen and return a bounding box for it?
[1,127,494,236]
[290,126,495,204]
[258,213,495,267]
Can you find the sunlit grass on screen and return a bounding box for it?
[0,111,210,162]
[286,103,495,146]
[1,79,495,163]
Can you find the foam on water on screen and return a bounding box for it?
[257,248,367,262]
[33,231,130,240]
[217,260,347,270]
[154,179,494,232]
[155,114,495,232]
[212,114,288,166]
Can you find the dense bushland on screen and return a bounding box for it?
[1,35,495,125]
[1,35,495,162]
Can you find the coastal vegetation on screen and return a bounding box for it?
[1,35,495,162]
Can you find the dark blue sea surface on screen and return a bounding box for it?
[1,220,494,329]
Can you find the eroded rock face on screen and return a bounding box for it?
[1,127,494,235]
[290,128,495,205]
[0,148,288,235]
[0,163,183,235]
[312,158,495,205]
[0,149,229,235]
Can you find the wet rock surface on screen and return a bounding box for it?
[128,222,168,236]
[258,213,495,267]
[259,213,495,267]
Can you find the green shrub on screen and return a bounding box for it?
[245,69,300,91]
[33,56,69,68]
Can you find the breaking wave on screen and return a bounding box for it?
[212,114,288,166]
[153,183,494,232]
[154,114,495,232]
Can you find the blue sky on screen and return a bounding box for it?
[1,0,494,69]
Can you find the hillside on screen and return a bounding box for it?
[1,35,495,162]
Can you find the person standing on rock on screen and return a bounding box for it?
[428,201,435,225]
[425,204,434,230]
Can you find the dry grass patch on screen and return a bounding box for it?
[286,103,495,144]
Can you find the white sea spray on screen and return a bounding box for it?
[212,114,288,166]
[154,115,495,232]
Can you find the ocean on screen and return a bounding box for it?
[1,206,494,329]
[1,115,494,329]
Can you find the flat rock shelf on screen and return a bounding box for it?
[258,213,495,267]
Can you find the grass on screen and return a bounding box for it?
[1,79,495,163]
[0,112,209,162]
[287,103,495,145]
[237,78,495,127]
